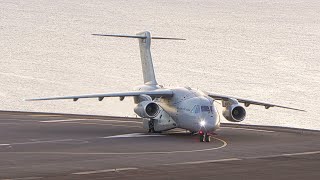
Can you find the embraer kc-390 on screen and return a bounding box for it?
[27,31,305,142]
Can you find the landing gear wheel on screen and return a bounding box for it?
[205,134,211,142]
[199,133,211,142]
[148,119,155,133]
[148,119,162,133]
[199,134,205,142]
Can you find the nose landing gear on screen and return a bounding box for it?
[199,131,211,142]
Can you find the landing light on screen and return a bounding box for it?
[200,120,206,127]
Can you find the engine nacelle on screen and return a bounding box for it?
[223,101,246,122]
[134,101,160,118]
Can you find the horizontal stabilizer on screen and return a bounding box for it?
[92,34,186,40]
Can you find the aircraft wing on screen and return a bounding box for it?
[25,89,173,101]
[205,92,305,112]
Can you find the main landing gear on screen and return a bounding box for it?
[148,119,161,133]
[199,131,211,142]
[148,119,155,133]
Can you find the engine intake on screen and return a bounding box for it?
[134,101,160,118]
[222,100,246,122]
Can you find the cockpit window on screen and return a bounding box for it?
[210,106,213,113]
[201,106,210,112]
[191,105,200,113]
[192,105,214,113]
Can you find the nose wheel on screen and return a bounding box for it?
[199,132,211,142]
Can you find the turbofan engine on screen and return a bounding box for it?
[222,99,246,122]
[134,101,161,118]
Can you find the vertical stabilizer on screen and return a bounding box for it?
[136,31,157,85]
[91,32,185,86]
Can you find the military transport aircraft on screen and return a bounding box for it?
[26,31,305,142]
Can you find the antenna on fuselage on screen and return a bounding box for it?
[92,31,185,86]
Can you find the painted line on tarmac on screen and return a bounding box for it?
[29,114,62,117]
[0,139,75,146]
[0,119,41,122]
[40,119,85,123]
[164,158,241,165]
[40,119,142,124]
[221,127,275,133]
[0,123,25,125]
[1,177,43,180]
[0,144,10,146]
[59,122,141,128]
[163,150,320,166]
[0,136,227,155]
[0,133,159,147]
[72,167,138,175]
[103,133,165,138]
[281,151,320,156]
[244,150,320,160]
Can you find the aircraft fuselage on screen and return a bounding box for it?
[137,86,220,133]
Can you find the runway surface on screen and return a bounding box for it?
[0,111,319,179]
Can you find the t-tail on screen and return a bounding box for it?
[92,31,185,85]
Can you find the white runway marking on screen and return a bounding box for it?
[103,133,165,139]
[164,150,320,166]
[0,136,227,155]
[72,167,138,175]
[0,139,75,146]
[281,151,320,156]
[40,119,84,123]
[0,144,10,146]
[29,114,62,117]
[0,123,24,125]
[165,158,241,165]
[59,122,141,128]
[221,127,275,133]
[40,119,142,124]
[1,177,43,180]
[0,133,160,147]
[244,150,320,160]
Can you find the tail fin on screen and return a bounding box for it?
[92,31,185,85]
[136,31,157,85]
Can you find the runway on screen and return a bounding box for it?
[0,111,319,179]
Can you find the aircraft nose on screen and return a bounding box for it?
[200,114,220,132]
